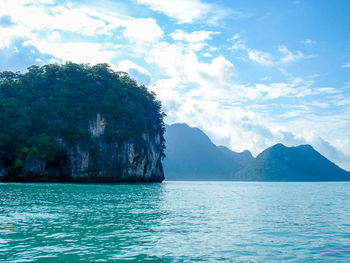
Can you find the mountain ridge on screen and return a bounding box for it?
[163,123,254,180]
[163,124,350,181]
[234,143,350,181]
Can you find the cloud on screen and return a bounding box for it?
[202,52,212,57]
[248,49,274,66]
[122,18,163,43]
[0,0,166,68]
[147,38,318,108]
[117,59,152,86]
[146,41,236,97]
[344,62,350,68]
[229,37,275,66]
[24,40,115,66]
[310,136,350,164]
[188,56,236,95]
[247,45,311,66]
[301,39,316,45]
[136,0,211,24]
[0,1,106,36]
[170,29,219,42]
[0,1,110,49]
[169,29,219,52]
[229,36,314,66]
[136,0,249,25]
[278,45,307,64]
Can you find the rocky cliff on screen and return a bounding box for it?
[68,113,164,182]
[0,63,165,183]
[19,113,164,183]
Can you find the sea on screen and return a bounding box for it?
[1,181,350,262]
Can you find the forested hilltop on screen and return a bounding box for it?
[0,63,165,183]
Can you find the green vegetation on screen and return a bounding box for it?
[0,63,165,179]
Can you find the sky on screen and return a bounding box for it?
[1,0,350,169]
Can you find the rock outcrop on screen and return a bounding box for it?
[12,113,164,183]
[0,63,165,183]
[66,113,164,182]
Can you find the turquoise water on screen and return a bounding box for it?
[1,182,350,262]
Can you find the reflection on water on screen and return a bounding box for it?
[1,182,350,262]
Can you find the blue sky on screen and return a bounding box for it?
[1,0,350,169]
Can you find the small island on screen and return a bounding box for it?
[0,63,165,183]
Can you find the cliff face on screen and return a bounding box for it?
[0,63,165,183]
[18,113,164,183]
[70,113,164,182]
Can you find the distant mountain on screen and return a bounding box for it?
[217,146,254,168]
[234,143,350,181]
[163,123,254,180]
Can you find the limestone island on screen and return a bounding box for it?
[0,63,165,183]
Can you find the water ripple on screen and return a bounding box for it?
[0,182,350,262]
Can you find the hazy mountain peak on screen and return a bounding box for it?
[163,123,254,180]
[235,143,350,181]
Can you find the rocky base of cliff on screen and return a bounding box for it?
[0,114,165,184]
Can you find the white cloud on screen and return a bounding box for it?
[148,39,318,106]
[344,62,350,68]
[25,40,115,65]
[48,31,60,41]
[136,0,211,24]
[188,56,236,96]
[0,1,106,36]
[301,39,316,45]
[169,29,219,52]
[229,37,274,66]
[146,42,187,81]
[202,52,212,57]
[0,0,166,68]
[228,37,246,52]
[248,49,274,66]
[122,18,163,43]
[170,29,218,42]
[278,45,306,64]
[0,1,109,50]
[137,0,249,25]
[310,136,350,164]
[146,41,236,98]
[229,36,314,66]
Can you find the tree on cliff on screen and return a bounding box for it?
[0,63,165,180]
